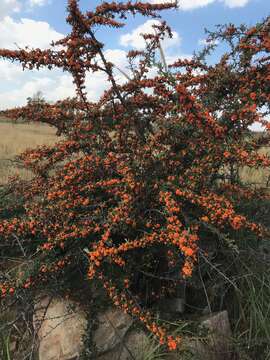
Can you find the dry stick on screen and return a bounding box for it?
[199,250,240,293]
[114,65,132,82]
[12,234,26,258]
[198,253,212,313]
[158,41,168,73]
[153,26,168,73]
[137,268,180,282]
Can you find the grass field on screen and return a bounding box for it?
[239,146,270,188]
[0,119,269,188]
[0,121,59,184]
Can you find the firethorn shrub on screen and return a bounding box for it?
[0,0,269,353]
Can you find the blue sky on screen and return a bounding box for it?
[0,0,269,110]
[23,0,269,57]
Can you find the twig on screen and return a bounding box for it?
[198,253,212,313]
[12,234,26,257]
[199,250,241,293]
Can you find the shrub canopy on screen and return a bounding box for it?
[0,0,269,350]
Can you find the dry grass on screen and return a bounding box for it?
[239,146,270,188]
[0,120,59,184]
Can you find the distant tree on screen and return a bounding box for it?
[26,90,46,106]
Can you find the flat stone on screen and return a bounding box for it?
[33,295,87,360]
[187,310,233,360]
[98,330,149,360]
[94,307,133,354]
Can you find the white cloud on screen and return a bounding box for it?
[105,49,128,67]
[0,60,23,82]
[0,46,130,110]
[0,16,63,49]
[178,0,216,10]
[146,0,250,10]
[249,107,270,132]
[0,69,75,109]
[0,0,50,19]
[28,0,50,6]
[83,49,130,101]
[104,49,129,80]
[0,14,189,111]
[119,19,191,79]
[0,16,72,109]
[0,14,189,110]
[120,19,181,50]
[0,0,21,19]
[0,10,129,110]
[222,0,249,7]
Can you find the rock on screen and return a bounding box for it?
[187,310,233,360]
[93,307,133,354]
[32,296,232,360]
[98,330,149,360]
[33,295,87,360]
[97,310,233,360]
[122,330,150,359]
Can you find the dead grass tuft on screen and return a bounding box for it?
[0,121,59,184]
